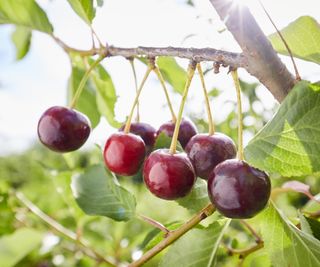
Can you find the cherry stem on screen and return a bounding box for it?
[70,55,104,109]
[138,214,170,235]
[169,61,196,154]
[123,66,152,134]
[129,203,215,267]
[15,191,117,267]
[129,58,140,122]
[197,63,215,135]
[153,65,177,123]
[231,70,244,161]
[240,220,262,243]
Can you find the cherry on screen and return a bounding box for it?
[37,106,91,153]
[185,133,237,180]
[143,149,196,200]
[207,159,271,219]
[119,122,156,153]
[157,118,197,148]
[104,132,146,176]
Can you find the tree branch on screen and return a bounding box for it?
[129,203,215,267]
[209,0,295,102]
[53,36,245,68]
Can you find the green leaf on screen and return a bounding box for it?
[245,81,320,176]
[243,250,271,267]
[176,179,210,213]
[71,164,136,221]
[268,16,320,64]
[299,213,320,241]
[303,193,320,213]
[144,222,183,250]
[11,26,32,60]
[92,63,122,128]
[159,220,230,267]
[0,228,43,267]
[157,57,187,94]
[139,57,187,94]
[259,203,320,267]
[68,65,100,128]
[299,212,313,236]
[0,0,53,33]
[153,132,183,152]
[67,0,95,25]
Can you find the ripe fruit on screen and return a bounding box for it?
[207,159,271,219]
[157,118,197,148]
[119,122,156,153]
[143,149,196,200]
[37,106,91,152]
[104,132,146,176]
[185,133,237,180]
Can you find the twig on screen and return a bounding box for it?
[258,0,301,81]
[15,192,117,267]
[138,214,170,235]
[90,26,104,48]
[226,242,264,258]
[240,220,262,243]
[51,36,245,68]
[129,203,215,267]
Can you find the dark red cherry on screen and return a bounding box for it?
[157,118,197,148]
[104,132,146,176]
[143,149,196,200]
[37,106,91,153]
[207,159,271,219]
[185,133,237,180]
[119,122,156,153]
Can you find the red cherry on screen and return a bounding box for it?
[37,106,90,152]
[207,159,271,219]
[157,117,197,148]
[143,149,196,200]
[185,133,237,179]
[104,132,146,176]
[119,122,156,153]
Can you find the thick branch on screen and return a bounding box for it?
[53,37,245,68]
[209,0,295,102]
[108,46,245,68]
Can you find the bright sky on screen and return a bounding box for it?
[0,0,319,155]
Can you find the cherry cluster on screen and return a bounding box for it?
[104,118,270,219]
[37,61,271,219]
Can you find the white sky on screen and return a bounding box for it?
[0,0,319,155]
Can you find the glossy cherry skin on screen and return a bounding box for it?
[119,122,156,153]
[185,133,237,180]
[143,149,196,200]
[207,159,271,219]
[37,106,91,153]
[104,132,146,176]
[157,118,197,148]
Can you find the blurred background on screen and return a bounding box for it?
[0,0,320,266]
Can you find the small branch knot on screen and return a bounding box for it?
[148,57,156,69]
[213,61,221,74]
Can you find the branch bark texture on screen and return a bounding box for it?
[209,0,295,102]
[54,37,245,69]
